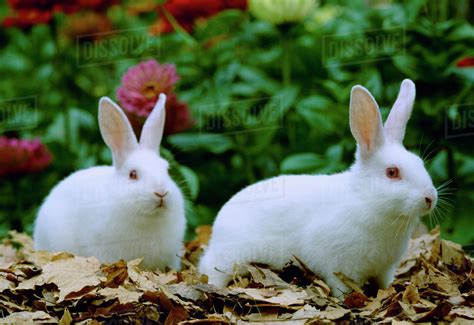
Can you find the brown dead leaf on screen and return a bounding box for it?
[156,270,179,285]
[231,287,308,306]
[17,253,105,302]
[180,316,231,324]
[1,310,57,323]
[59,307,73,325]
[126,258,161,291]
[310,278,331,297]
[384,300,403,318]
[399,300,418,319]
[451,318,474,325]
[246,265,291,288]
[290,304,320,320]
[448,295,466,306]
[168,282,203,301]
[311,306,349,320]
[449,306,474,320]
[397,227,440,276]
[98,286,142,304]
[101,260,128,288]
[344,291,368,308]
[0,228,471,324]
[334,272,363,293]
[402,284,420,304]
[0,244,19,268]
[242,311,290,322]
[5,231,34,252]
[194,225,212,246]
[440,239,468,270]
[413,300,453,322]
[185,226,212,266]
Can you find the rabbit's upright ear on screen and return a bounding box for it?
[384,79,416,143]
[99,97,138,167]
[350,85,384,160]
[140,93,166,152]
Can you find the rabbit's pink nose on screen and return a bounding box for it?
[425,197,433,208]
[155,192,168,208]
[155,192,168,198]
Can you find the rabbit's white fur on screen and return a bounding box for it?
[199,80,437,295]
[34,94,186,270]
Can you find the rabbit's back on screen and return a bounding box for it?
[34,166,114,252]
[199,173,352,285]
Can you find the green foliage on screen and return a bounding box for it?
[0,1,473,244]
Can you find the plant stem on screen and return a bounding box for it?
[235,135,256,184]
[161,8,198,46]
[281,33,291,87]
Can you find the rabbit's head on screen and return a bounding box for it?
[98,94,181,216]
[349,80,437,219]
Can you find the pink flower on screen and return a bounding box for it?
[117,59,193,135]
[0,137,52,177]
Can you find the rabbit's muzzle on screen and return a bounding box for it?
[154,191,168,208]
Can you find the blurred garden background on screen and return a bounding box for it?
[0,0,473,246]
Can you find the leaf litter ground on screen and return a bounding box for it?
[0,227,472,324]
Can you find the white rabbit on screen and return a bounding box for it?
[199,79,437,296]
[34,94,186,270]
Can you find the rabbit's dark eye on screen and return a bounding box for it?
[129,170,138,180]
[386,167,400,179]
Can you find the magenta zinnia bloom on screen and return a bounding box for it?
[0,137,52,177]
[117,59,193,135]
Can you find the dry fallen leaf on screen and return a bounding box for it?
[334,272,363,293]
[17,253,105,302]
[231,287,309,306]
[98,286,142,304]
[344,291,369,308]
[1,310,58,323]
[402,284,420,304]
[0,227,470,323]
[450,306,474,320]
[59,307,73,325]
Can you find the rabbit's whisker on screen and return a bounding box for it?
[421,139,435,162]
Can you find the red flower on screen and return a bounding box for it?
[456,57,474,68]
[3,0,118,29]
[158,0,247,33]
[2,8,53,28]
[62,11,113,42]
[0,137,52,177]
[117,59,193,135]
[162,94,193,134]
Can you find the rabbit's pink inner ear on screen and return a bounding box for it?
[98,97,138,167]
[384,79,416,143]
[349,86,384,159]
[140,93,166,152]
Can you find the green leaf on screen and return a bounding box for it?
[179,165,200,200]
[297,95,332,110]
[392,55,420,79]
[447,23,474,41]
[296,95,335,131]
[237,66,278,94]
[427,150,448,180]
[280,152,324,174]
[167,133,234,154]
[269,86,299,115]
[365,69,383,99]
